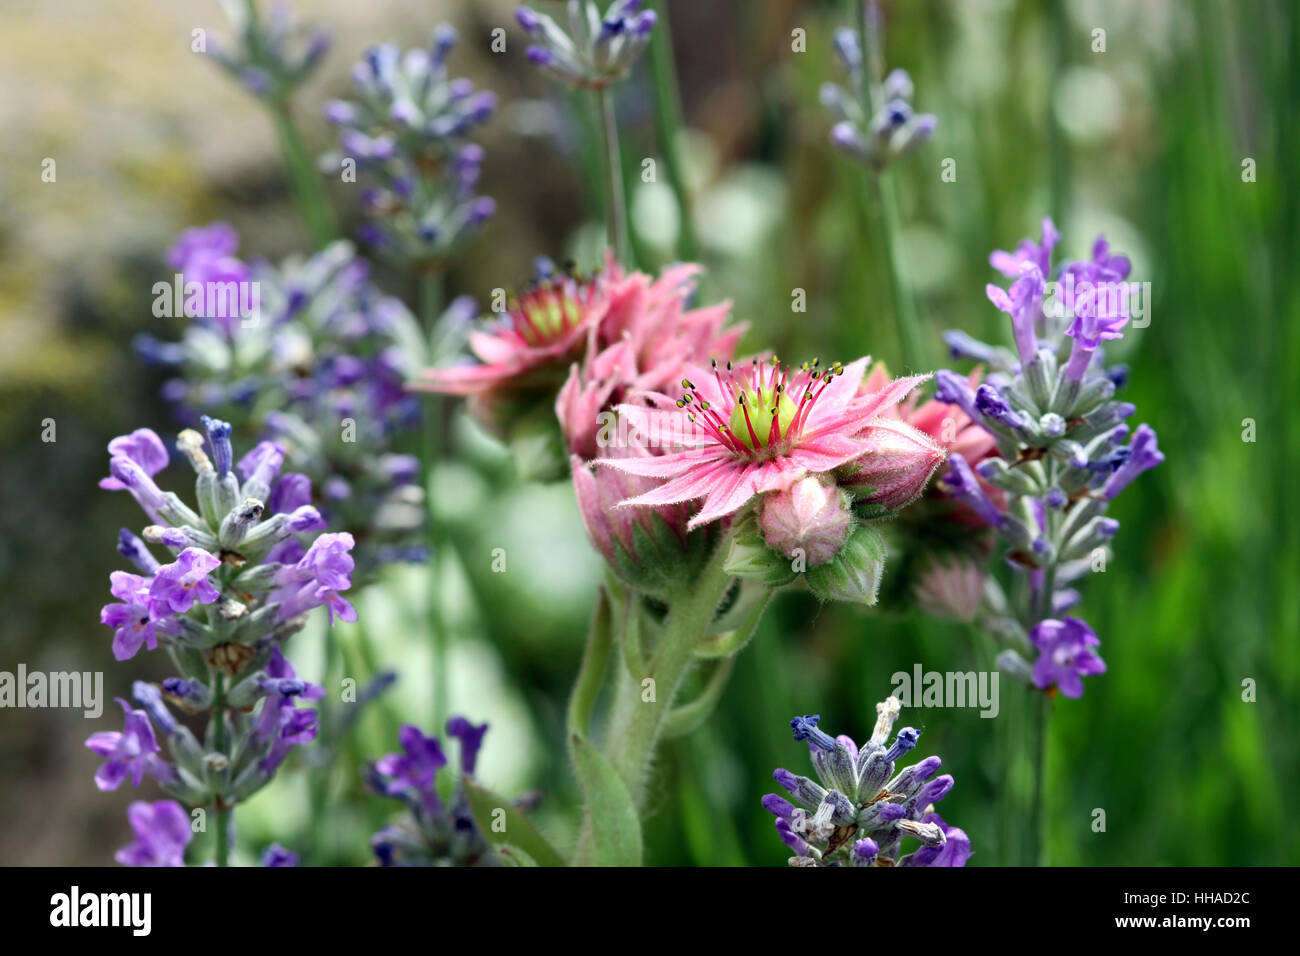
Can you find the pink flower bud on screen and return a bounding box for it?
[758,477,850,566]
[841,418,947,511]
[571,449,690,569]
[913,557,985,621]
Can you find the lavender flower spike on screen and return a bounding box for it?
[765,698,969,867]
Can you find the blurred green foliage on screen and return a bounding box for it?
[1,0,1295,866]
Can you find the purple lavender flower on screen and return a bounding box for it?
[986,264,1045,367]
[900,813,972,867]
[268,472,313,514]
[108,456,170,519]
[237,440,285,494]
[1101,424,1164,499]
[974,383,1026,430]
[260,844,299,867]
[115,800,192,867]
[92,418,375,861]
[445,716,489,776]
[365,718,500,866]
[101,572,160,661]
[117,528,161,574]
[254,650,324,774]
[822,34,935,170]
[271,532,358,624]
[373,725,448,814]
[932,219,1160,696]
[85,700,173,791]
[517,2,656,90]
[167,225,251,333]
[148,548,222,615]
[99,429,169,491]
[990,217,1059,279]
[1029,617,1107,698]
[206,3,330,104]
[941,455,1005,529]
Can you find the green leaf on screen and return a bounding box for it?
[696,588,773,659]
[661,656,736,739]
[463,778,567,867]
[567,587,613,743]
[722,517,797,587]
[805,524,887,605]
[571,734,643,866]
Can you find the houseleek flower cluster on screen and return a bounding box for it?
[365,718,496,866]
[321,27,496,266]
[516,1,657,89]
[418,254,949,603]
[139,222,448,580]
[88,419,357,864]
[820,28,936,171]
[932,219,1164,697]
[764,696,970,867]
[205,0,330,101]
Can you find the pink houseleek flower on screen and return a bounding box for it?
[557,261,743,459]
[602,357,933,531]
[413,267,607,402]
[572,449,690,568]
[839,417,947,513]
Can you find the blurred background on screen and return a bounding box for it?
[1,0,1296,865]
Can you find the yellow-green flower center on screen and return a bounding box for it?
[729,385,798,451]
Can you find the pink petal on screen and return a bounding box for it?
[686,463,761,529]
[851,373,931,422]
[597,447,722,479]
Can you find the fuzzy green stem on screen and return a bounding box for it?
[647,1,700,262]
[268,99,339,248]
[603,539,735,806]
[212,670,230,867]
[594,87,631,266]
